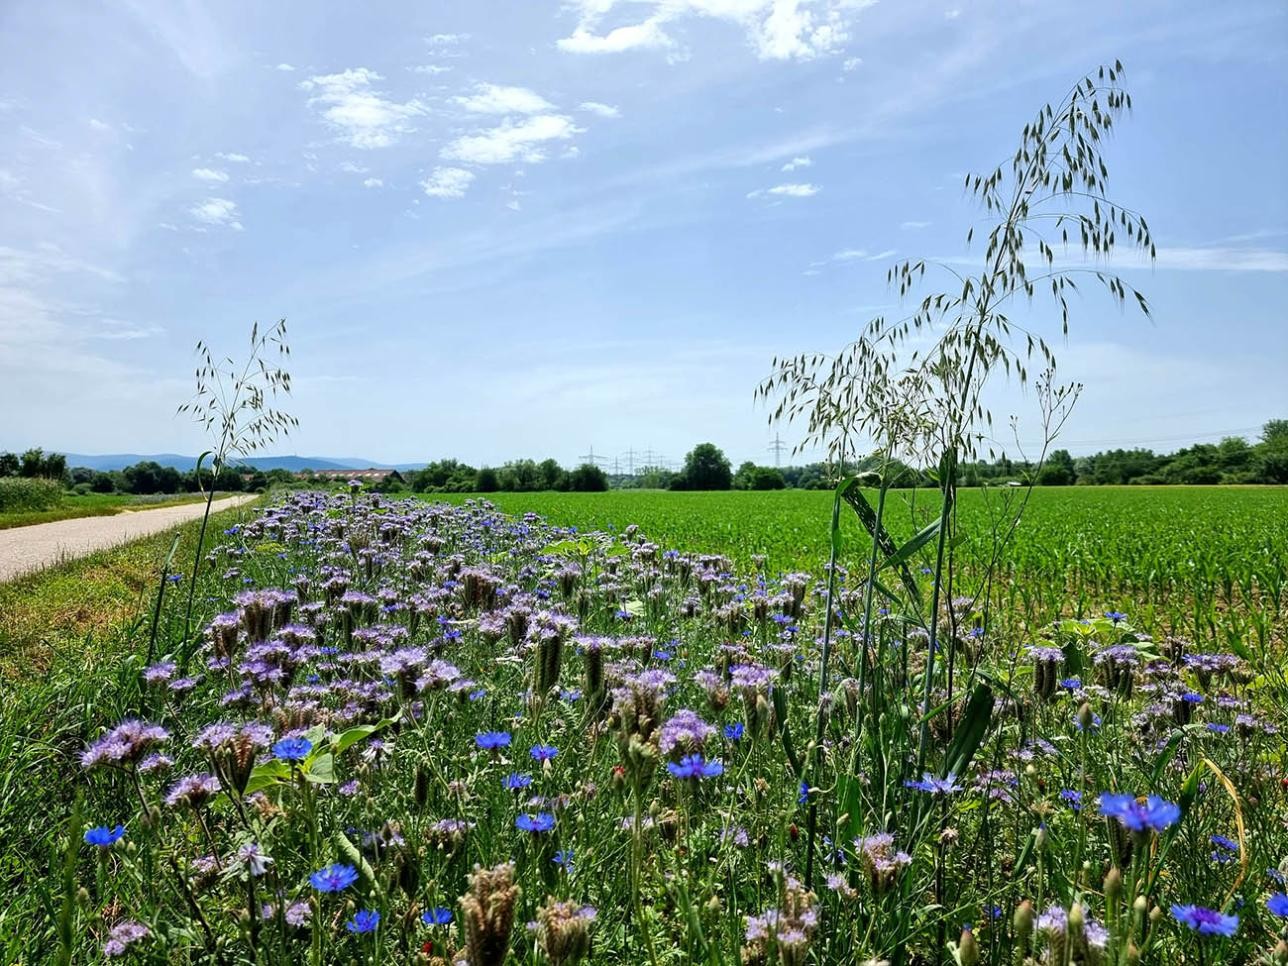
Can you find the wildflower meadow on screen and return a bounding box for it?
[28,486,1287,963]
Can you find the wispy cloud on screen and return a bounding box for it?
[748,182,820,199]
[409,64,452,75]
[900,220,930,230]
[192,167,229,183]
[299,67,424,149]
[455,83,554,115]
[216,152,251,163]
[781,155,812,172]
[275,62,296,72]
[579,101,621,118]
[1150,246,1288,272]
[189,197,243,230]
[421,167,474,199]
[557,1,875,62]
[362,177,383,189]
[558,20,673,55]
[441,115,581,166]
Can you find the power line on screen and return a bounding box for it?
[767,433,788,467]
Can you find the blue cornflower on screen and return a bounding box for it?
[475,731,511,750]
[84,825,126,847]
[1267,893,1288,918]
[503,772,533,791]
[1099,793,1180,833]
[273,736,313,762]
[798,780,810,805]
[422,907,453,926]
[530,744,558,762]
[346,910,380,934]
[724,722,745,741]
[1060,790,1084,810]
[310,863,359,892]
[905,773,962,795]
[1105,611,1127,623]
[1171,904,1238,937]
[553,849,574,872]
[667,755,723,780]
[1207,723,1230,734]
[1181,692,1204,704]
[516,812,556,833]
[1061,678,1082,690]
[1211,835,1238,853]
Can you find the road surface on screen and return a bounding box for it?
[0,495,257,583]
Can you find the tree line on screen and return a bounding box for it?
[5,421,1284,497]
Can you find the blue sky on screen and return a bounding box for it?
[1,0,1285,469]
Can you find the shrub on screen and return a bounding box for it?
[0,476,63,512]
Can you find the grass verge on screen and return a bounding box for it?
[0,492,218,531]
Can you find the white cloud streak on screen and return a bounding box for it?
[455,83,554,115]
[299,68,424,149]
[421,167,475,199]
[441,115,581,166]
[189,197,243,230]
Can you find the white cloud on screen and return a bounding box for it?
[558,1,875,61]
[363,177,383,188]
[216,152,251,163]
[1149,246,1288,272]
[94,318,162,340]
[579,101,621,118]
[299,68,424,149]
[189,197,243,230]
[427,33,468,45]
[339,161,368,174]
[842,56,862,72]
[748,181,819,199]
[276,63,296,71]
[900,220,930,230]
[192,167,229,183]
[421,167,475,199]
[410,64,452,75]
[781,155,812,171]
[455,83,554,115]
[442,115,581,166]
[558,20,673,54]
[88,118,112,132]
[945,8,961,19]
[832,248,867,260]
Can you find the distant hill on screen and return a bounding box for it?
[62,453,424,472]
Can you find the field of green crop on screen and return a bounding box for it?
[432,487,1288,648]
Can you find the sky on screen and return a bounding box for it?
[1,0,1285,470]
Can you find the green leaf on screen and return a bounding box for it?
[334,829,384,900]
[332,717,395,757]
[839,480,922,607]
[242,759,292,796]
[944,684,994,779]
[878,517,941,583]
[302,752,336,785]
[1149,731,1187,789]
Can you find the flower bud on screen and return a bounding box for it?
[1105,867,1122,903]
[1273,940,1288,965]
[955,925,979,966]
[1077,701,1095,731]
[1013,900,1034,942]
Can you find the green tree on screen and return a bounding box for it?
[475,467,499,492]
[1037,449,1076,485]
[538,458,566,491]
[675,443,732,490]
[567,463,608,491]
[0,452,17,476]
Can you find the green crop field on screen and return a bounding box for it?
[430,486,1288,648]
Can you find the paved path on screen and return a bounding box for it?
[0,495,258,582]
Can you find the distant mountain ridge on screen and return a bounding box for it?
[62,453,426,473]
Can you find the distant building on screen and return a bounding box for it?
[298,468,405,484]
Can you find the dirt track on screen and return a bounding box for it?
[0,495,257,583]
